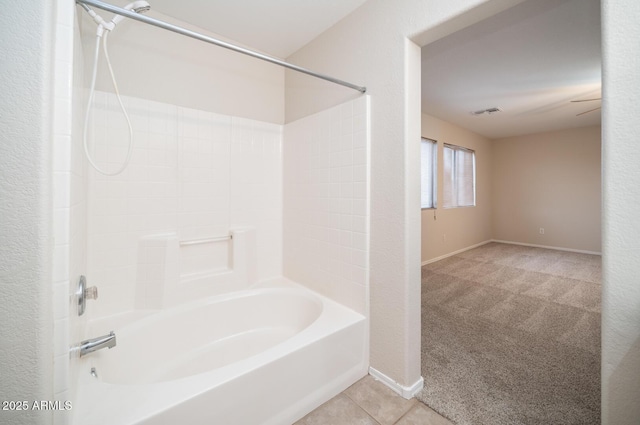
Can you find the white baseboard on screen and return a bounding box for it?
[421,239,601,266]
[368,367,424,399]
[491,239,601,255]
[421,240,493,266]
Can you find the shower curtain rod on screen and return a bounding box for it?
[76,0,367,93]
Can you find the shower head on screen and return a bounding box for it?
[125,0,151,14]
[82,0,151,34]
[111,1,151,26]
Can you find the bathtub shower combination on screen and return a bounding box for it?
[72,2,370,424]
[74,166,369,425]
[74,246,367,425]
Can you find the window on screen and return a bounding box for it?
[443,143,475,208]
[421,138,437,209]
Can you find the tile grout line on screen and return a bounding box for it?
[342,391,383,425]
[344,384,420,425]
[418,399,457,425]
[391,401,419,425]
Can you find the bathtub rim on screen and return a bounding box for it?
[88,285,326,385]
[72,277,368,425]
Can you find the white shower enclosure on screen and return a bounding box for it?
[71,91,371,425]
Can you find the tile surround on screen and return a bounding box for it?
[283,96,370,315]
[52,1,87,424]
[85,93,367,317]
[86,91,282,317]
[53,6,371,421]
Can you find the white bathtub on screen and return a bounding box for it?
[72,279,367,425]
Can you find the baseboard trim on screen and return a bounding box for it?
[421,240,493,266]
[422,239,600,266]
[491,239,601,255]
[368,367,424,399]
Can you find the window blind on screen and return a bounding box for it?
[420,138,437,209]
[443,144,475,208]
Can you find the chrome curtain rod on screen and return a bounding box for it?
[76,0,367,93]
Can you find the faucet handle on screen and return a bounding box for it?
[85,286,98,300]
[76,276,98,316]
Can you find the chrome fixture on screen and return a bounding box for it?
[79,1,151,176]
[75,331,117,358]
[75,0,366,93]
[80,0,151,34]
[76,275,98,316]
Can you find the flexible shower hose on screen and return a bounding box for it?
[83,29,134,176]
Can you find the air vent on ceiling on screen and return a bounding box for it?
[471,107,502,116]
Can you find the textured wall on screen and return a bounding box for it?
[0,1,54,424]
[8,0,639,422]
[65,6,91,418]
[286,0,526,389]
[601,0,640,423]
[51,2,88,424]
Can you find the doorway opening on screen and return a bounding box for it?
[416,0,602,423]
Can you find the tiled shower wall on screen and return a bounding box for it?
[86,91,282,317]
[283,96,370,315]
[52,1,87,424]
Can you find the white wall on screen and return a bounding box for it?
[283,97,370,315]
[285,0,526,391]
[51,2,89,424]
[41,2,290,418]
[5,0,638,422]
[287,3,640,420]
[75,0,288,317]
[421,114,493,264]
[78,1,285,124]
[601,1,640,423]
[0,1,54,424]
[492,126,601,253]
[85,92,282,317]
[421,118,601,263]
[68,7,90,414]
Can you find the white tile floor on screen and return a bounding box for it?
[295,376,453,425]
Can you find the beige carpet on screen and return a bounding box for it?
[416,242,601,425]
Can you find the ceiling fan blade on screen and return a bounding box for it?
[576,106,601,116]
[571,98,602,103]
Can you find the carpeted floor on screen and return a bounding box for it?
[416,242,601,425]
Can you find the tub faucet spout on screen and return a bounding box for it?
[78,331,116,358]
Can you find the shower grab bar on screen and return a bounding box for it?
[76,0,367,93]
[179,234,232,246]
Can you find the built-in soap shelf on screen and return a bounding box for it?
[134,228,256,309]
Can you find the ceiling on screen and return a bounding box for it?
[149,0,368,58]
[131,0,599,140]
[421,0,601,139]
